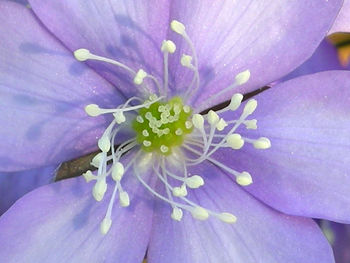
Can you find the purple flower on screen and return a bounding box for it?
[329,0,350,34]
[0,1,349,262]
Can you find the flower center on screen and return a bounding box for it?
[132,96,193,155]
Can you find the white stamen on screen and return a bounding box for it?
[93,180,107,202]
[228,93,244,111]
[91,152,103,168]
[235,70,250,85]
[98,135,111,152]
[119,191,130,207]
[171,207,183,221]
[226,134,244,150]
[185,175,204,188]
[172,185,187,197]
[175,128,183,136]
[243,99,258,116]
[133,69,148,85]
[113,111,126,124]
[161,40,176,54]
[219,212,237,223]
[191,207,209,220]
[112,162,125,181]
[171,20,186,35]
[74,48,90,61]
[208,110,219,125]
[192,114,204,129]
[236,172,253,186]
[253,137,271,149]
[216,118,227,131]
[83,170,95,182]
[100,217,112,235]
[244,119,257,130]
[85,104,102,117]
[181,54,193,68]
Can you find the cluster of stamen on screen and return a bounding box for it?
[74,20,270,235]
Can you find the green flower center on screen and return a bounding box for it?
[132,96,193,155]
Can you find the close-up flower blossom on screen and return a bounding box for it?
[0,0,350,262]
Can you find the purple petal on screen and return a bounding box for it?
[217,70,350,222]
[0,2,124,171]
[329,0,350,34]
[280,39,344,82]
[0,165,56,215]
[167,0,342,109]
[0,166,154,262]
[28,0,171,98]
[148,160,334,263]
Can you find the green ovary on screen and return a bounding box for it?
[132,97,193,155]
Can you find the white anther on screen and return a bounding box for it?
[143,140,152,147]
[161,40,176,54]
[243,99,258,116]
[236,172,253,186]
[183,105,191,113]
[192,114,204,129]
[180,54,193,68]
[228,93,243,111]
[226,134,244,150]
[98,135,111,152]
[100,217,112,235]
[85,104,102,117]
[244,119,257,130]
[160,145,169,153]
[74,48,91,61]
[219,212,237,224]
[113,111,126,124]
[82,170,95,182]
[170,20,186,35]
[133,69,147,85]
[91,152,103,168]
[93,180,107,201]
[216,118,228,131]
[185,121,193,129]
[208,110,219,125]
[235,70,250,85]
[136,116,144,123]
[191,207,209,220]
[172,185,187,197]
[142,130,149,137]
[119,191,130,207]
[175,128,183,136]
[112,162,125,181]
[171,207,183,221]
[185,175,204,188]
[253,137,271,149]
